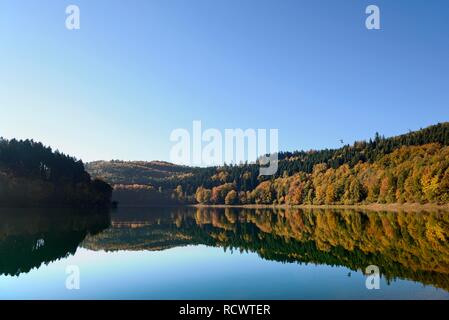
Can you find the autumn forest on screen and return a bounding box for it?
[86,122,449,207]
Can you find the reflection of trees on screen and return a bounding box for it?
[84,207,449,291]
[0,208,110,276]
[192,208,449,290]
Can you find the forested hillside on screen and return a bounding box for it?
[0,138,112,208]
[86,160,193,185]
[86,122,449,206]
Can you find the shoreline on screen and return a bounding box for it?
[189,203,449,212]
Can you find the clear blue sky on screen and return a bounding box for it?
[1,0,448,162]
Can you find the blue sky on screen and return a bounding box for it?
[0,0,448,162]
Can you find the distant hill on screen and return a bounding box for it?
[86,123,449,206]
[85,160,193,185]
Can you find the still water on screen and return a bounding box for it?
[1,206,449,299]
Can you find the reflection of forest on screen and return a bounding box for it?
[83,207,449,291]
[0,208,110,276]
[2,207,448,292]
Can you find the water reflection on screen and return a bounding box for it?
[0,208,110,276]
[1,206,449,294]
[83,207,449,292]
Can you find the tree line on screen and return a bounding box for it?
[148,123,449,205]
[192,143,449,205]
[162,122,449,196]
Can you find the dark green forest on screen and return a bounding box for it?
[87,122,449,206]
[0,138,112,208]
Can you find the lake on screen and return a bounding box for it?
[1,206,449,299]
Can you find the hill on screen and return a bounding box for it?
[86,160,193,185]
[86,123,449,206]
[0,138,112,208]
